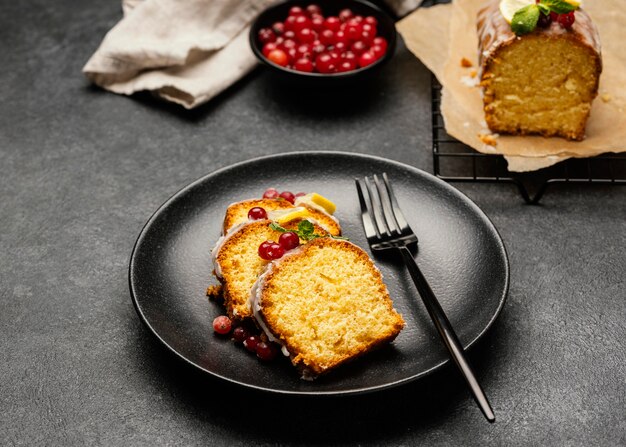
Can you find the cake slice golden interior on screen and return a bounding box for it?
[481,34,601,140]
[477,1,602,141]
[215,219,329,320]
[223,198,341,236]
[254,238,405,377]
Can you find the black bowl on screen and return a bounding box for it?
[249,0,397,83]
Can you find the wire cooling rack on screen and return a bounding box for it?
[431,78,626,204]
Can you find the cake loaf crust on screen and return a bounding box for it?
[477,0,602,140]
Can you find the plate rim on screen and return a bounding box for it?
[128,151,510,396]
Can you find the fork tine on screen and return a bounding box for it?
[382,173,412,234]
[364,176,392,238]
[373,174,401,235]
[355,178,378,240]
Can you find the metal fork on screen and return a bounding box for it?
[356,173,495,423]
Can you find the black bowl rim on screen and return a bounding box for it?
[249,0,397,79]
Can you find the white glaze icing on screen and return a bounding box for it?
[210,221,251,279]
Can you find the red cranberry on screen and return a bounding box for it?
[549,11,559,22]
[333,41,348,53]
[258,28,276,44]
[232,326,250,343]
[358,51,376,68]
[311,43,326,55]
[256,341,279,361]
[248,207,267,220]
[370,43,386,59]
[364,16,378,27]
[339,8,354,22]
[319,29,335,46]
[296,44,312,59]
[284,15,297,31]
[557,11,575,28]
[289,6,305,16]
[283,30,296,40]
[297,28,316,44]
[279,232,300,250]
[311,15,325,32]
[362,23,376,33]
[262,42,278,57]
[294,58,314,72]
[258,240,273,260]
[306,4,322,16]
[263,187,279,199]
[213,315,232,335]
[345,20,363,41]
[342,51,357,63]
[286,47,298,63]
[293,15,312,33]
[243,335,260,353]
[267,49,289,67]
[337,60,356,72]
[280,39,297,51]
[351,40,368,56]
[272,22,285,35]
[316,53,337,73]
[279,191,296,204]
[334,30,349,45]
[328,50,341,64]
[259,241,284,260]
[372,36,388,52]
[324,16,341,32]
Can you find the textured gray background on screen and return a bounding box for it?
[1,0,625,446]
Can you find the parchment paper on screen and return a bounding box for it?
[397,0,626,172]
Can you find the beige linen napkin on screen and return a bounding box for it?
[84,0,276,109]
[398,0,626,172]
[84,0,417,109]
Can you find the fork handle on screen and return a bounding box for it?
[398,246,495,423]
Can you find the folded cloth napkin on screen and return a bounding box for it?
[84,0,418,109]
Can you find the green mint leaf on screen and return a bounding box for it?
[297,220,315,239]
[539,0,576,14]
[269,222,287,232]
[511,4,540,35]
[537,3,550,15]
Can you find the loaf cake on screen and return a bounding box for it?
[223,198,341,236]
[250,238,405,378]
[213,218,330,320]
[477,0,602,140]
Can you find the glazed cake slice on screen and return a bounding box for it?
[251,238,405,378]
[223,198,341,236]
[477,0,601,140]
[213,219,329,320]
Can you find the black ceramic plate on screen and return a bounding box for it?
[129,152,509,395]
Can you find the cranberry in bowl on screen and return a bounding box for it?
[249,0,396,81]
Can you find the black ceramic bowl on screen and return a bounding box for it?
[249,0,397,82]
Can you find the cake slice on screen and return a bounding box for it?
[477,0,602,140]
[251,238,405,378]
[223,198,341,236]
[213,219,329,320]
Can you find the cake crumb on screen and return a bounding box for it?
[470,69,477,78]
[478,132,499,147]
[601,93,612,103]
[460,57,473,68]
[206,284,223,299]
